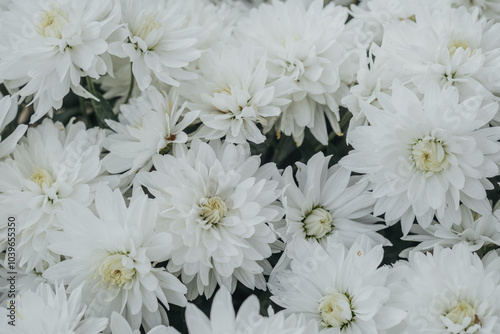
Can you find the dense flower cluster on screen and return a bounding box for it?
[1,0,500,333]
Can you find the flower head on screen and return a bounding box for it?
[138,139,283,300]
[340,82,500,234]
[269,235,406,333]
[0,0,121,122]
[392,243,500,333]
[43,184,187,331]
[278,152,389,247]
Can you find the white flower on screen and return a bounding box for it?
[378,6,500,107]
[391,243,500,333]
[0,283,108,334]
[277,151,389,247]
[268,235,406,333]
[0,95,27,160]
[138,139,283,300]
[238,0,365,145]
[340,82,500,234]
[103,86,199,179]
[43,184,187,331]
[401,204,500,256]
[109,312,174,334]
[181,44,289,144]
[0,119,115,271]
[0,0,121,122]
[108,0,203,91]
[185,287,319,334]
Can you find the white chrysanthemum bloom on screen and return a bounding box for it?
[452,0,500,21]
[277,152,389,247]
[238,0,366,145]
[0,119,116,270]
[340,82,500,234]
[103,86,199,179]
[184,287,319,334]
[43,184,187,331]
[351,0,452,45]
[0,0,121,123]
[401,204,500,256]
[0,283,108,334]
[379,6,500,109]
[0,95,27,160]
[269,235,406,333]
[391,243,500,333]
[109,312,175,334]
[108,0,203,91]
[181,44,289,144]
[138,139,283,300]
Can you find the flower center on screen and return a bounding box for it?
[30,167,55,189]
[200,196,227,225]
[303,207,332,239]
[36,6,69,39]
[412,137,449,173]
[318,291,354,328]
[444,301,481,330]
[131,13,163,49]
[98,254,136,287]
[448,40,470,57]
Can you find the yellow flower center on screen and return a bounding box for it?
[36,6,69,39]
[30,167,55,188]
[318,291,353,328]
[303,207,333,239]
[449,40,470,57]
[412,137,449,173]
[445,301,481,330]
[98,254,136,287]
[200,196,227,225]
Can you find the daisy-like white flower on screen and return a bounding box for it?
[103,86,199,180]
[401,204,500,256]
[277,151,389,247]
[109,312,174,334]
[0,119,116,271]
[378,6,500,108]
[184,286,319,334]
[138,139,283,300]
[108,0,203,91]
[43,184,187,331]
[181,44,289,144]
[0,0,121,122]
[391,243,500,333]
[268,235,406,333]
[238,0,365,145]
[0,95,27,160]
[0,283,108,334]
[340,82,500,234]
